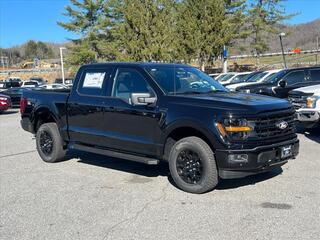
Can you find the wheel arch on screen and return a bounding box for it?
[33,106,59,132]
[162,120,217,161]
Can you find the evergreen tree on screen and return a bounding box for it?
[247,0,293,55]
[24,40,38,60]
[177,0,226,70]
[58,0,109,64]
[108,0,178,62]
[223,0,248,45]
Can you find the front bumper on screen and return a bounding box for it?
[216,138,299,179]
[296,109,320,123]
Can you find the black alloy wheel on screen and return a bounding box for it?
[176,150,203,184]
[39,130,54,155]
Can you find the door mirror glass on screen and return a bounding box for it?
[131,93,156,106]
[279,79,287,88]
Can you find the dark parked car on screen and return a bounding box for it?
[0,93,11,113]
[1,87,29,107]
[20,63,299,193]
[0,80,21,91]
[236,66,320,98]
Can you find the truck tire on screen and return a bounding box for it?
[168,136,218,194]
[36,123,66,163]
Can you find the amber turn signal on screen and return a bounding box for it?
[224,126,253,132]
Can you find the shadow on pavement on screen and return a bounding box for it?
[73,150,169,178]
[297,125,320,144]
[68,150,284,191]
[0,109,19,115]
[217,167,283,190]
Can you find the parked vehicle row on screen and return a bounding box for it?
[234,66,320,98]
[20,62,299,193]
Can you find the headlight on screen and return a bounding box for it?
[306,97,318,108]
[216,118,253,140]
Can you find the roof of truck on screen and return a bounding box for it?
[82,62,192,68]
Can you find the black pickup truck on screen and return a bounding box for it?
[20,63,299,193]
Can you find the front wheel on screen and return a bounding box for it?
[36,123,66,163]
[168,137,218,194]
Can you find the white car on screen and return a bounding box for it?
[289,84,320,129]
[220,72,252,86]
[227,69,282,91]
[39,84,68,90]
[21,81,39,88]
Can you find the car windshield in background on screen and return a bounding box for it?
[145,66,228,94]
[264,70,287,83]
[219,74,235,82]
[246,72,268,82]
[231,74,249,83]
[262,72,277,82]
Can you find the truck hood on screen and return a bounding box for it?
[236,82,272,90]
[226,81,260,90]
[171,92,291,115]
[291,84,320,95]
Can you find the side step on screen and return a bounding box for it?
[69,143,159,165]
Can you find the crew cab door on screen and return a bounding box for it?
[102,67,163,157]
[67,67,114,146]
[274,70,307,98]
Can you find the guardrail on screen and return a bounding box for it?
[0,68,60,74]
[230,49,320,59]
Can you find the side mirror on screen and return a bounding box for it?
[279,79,287,88]
[131,93,156,106]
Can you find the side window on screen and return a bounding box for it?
[283,71,305,86]
[112,68,154,104]
[78,69,111,96]
[310,69,320,81]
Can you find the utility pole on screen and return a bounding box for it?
[222,45,228,73]
[59,47,66,85]
[279,32,287,69]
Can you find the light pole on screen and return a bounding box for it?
[59,47,66,85]
[279,32,287,69]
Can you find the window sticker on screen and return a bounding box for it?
[83,72,105,88]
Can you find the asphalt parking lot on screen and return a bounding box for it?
[0,110,319,240]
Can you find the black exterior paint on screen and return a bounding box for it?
[20,63,299,178]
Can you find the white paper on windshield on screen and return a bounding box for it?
[83,72,105,88]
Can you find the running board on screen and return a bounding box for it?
[69,143,159,165]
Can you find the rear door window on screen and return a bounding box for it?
[283,70,305,86]
[78,68,113,96]
[309,68,320,81]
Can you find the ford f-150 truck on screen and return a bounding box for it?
[289,84,320,129]
[20,63,299,193]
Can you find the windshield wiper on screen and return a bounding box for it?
[172,90,227,95]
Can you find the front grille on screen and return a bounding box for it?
[288,95,307,110]
[246,109,297,144]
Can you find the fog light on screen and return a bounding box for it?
[228,154,248,163]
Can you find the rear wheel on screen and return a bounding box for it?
[168,137,218,194]
[36,123,66,163]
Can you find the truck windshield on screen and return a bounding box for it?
[264,70,287,84]
[145,66,228,94]
[246,72,268,82]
